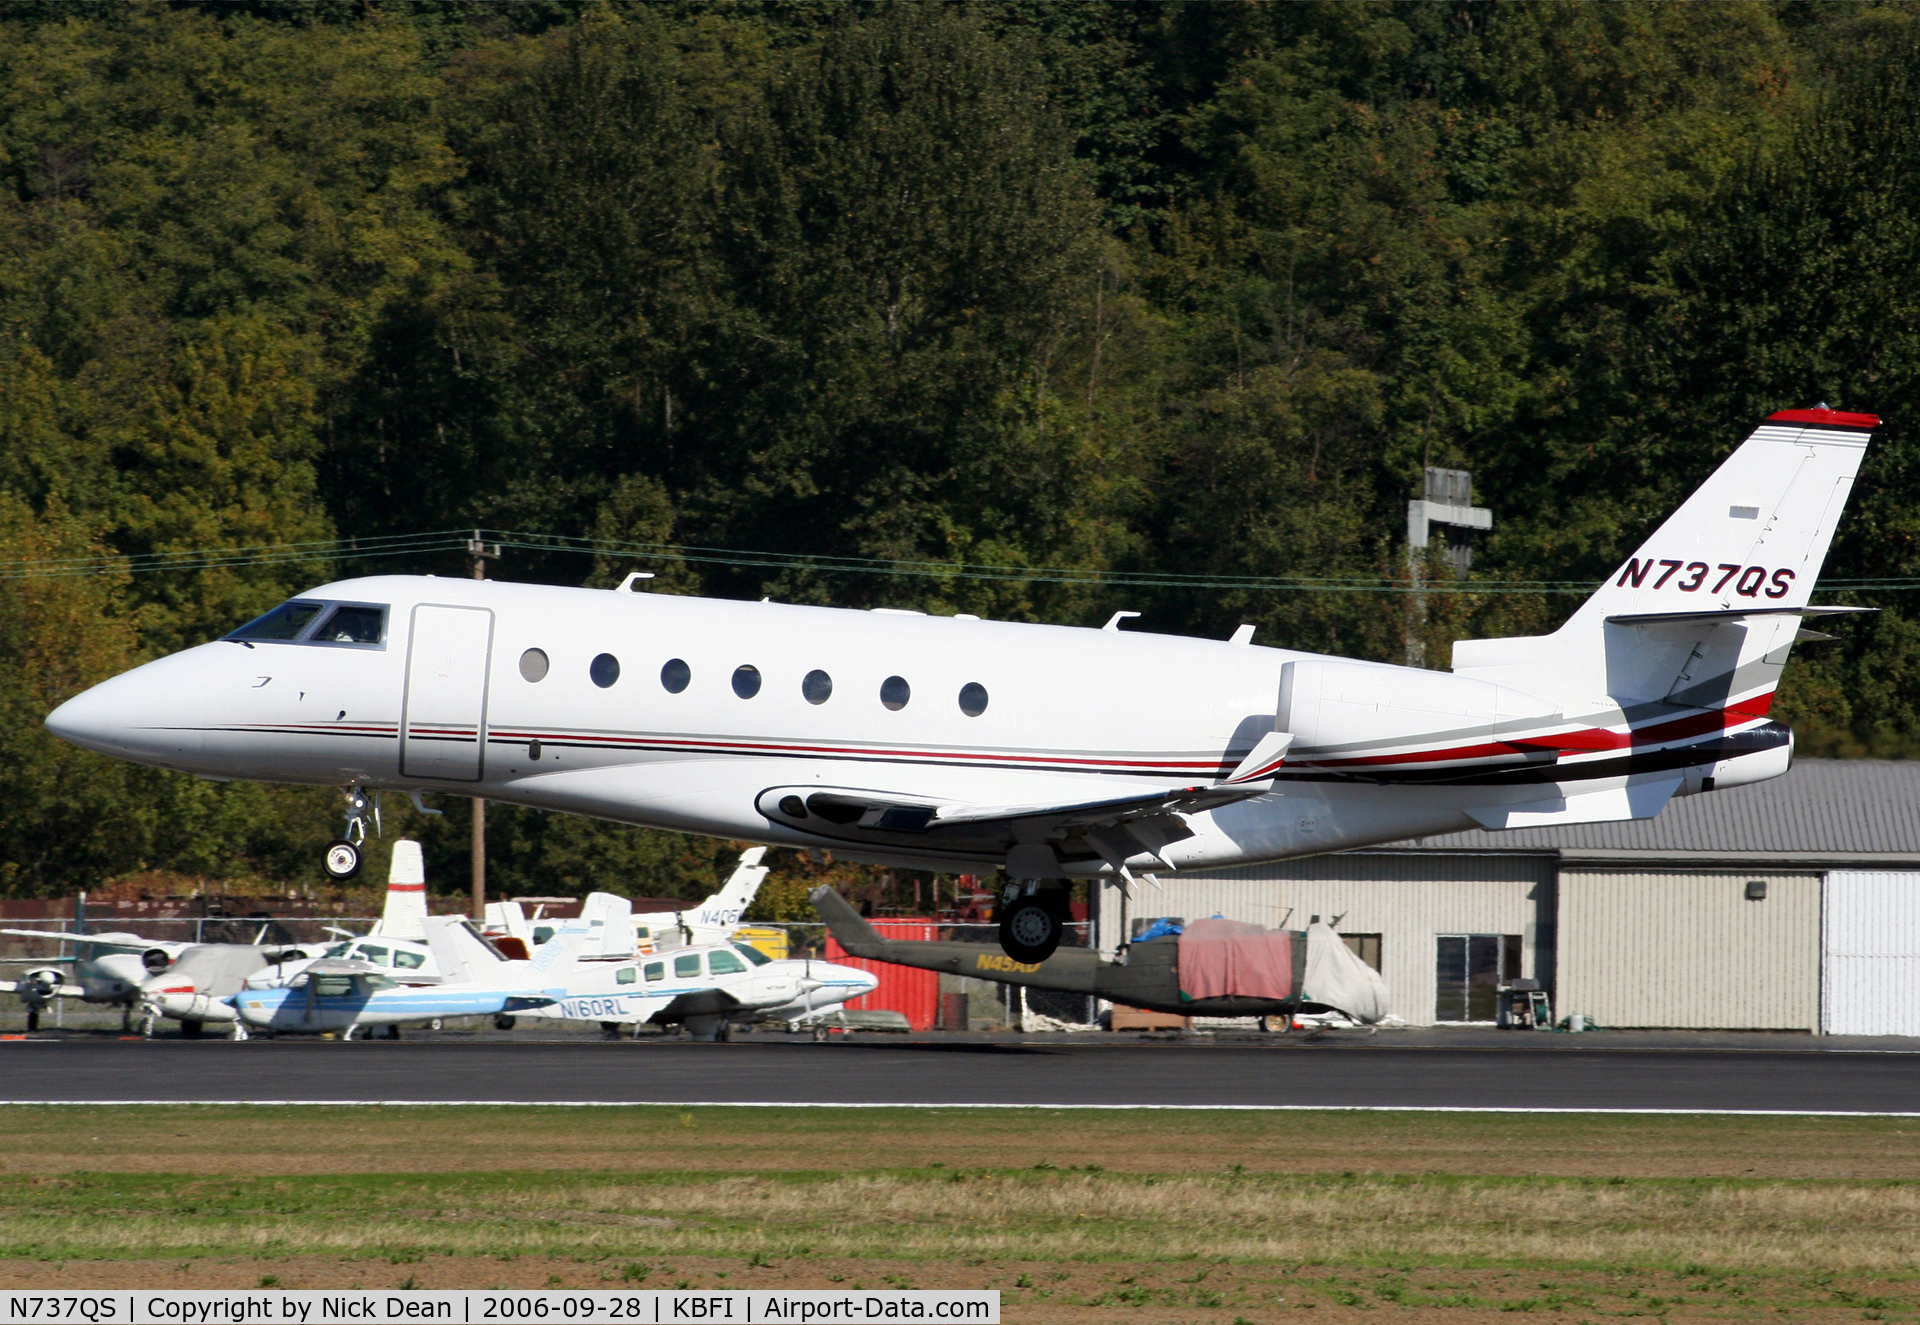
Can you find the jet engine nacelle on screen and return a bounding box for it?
[1279,658,1559,757]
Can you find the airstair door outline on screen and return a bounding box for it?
[401,604,494,781]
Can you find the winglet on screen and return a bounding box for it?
[1224,730,1293,784]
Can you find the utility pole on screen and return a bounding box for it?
[467,530,500,921]
[1406,468,1491,668]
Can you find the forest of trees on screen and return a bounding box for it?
[6,0,1920,902]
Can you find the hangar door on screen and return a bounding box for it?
[401,604,494,781]
[1823,872,1920,1036]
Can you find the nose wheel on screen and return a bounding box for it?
[323,839,363,880]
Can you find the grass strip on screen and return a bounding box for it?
[6,1168,1920,1275]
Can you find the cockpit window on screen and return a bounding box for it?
[230,601,325,641]
[324,942,353,958]
[226,599,387,648]
[732,942,772,967]
[313,605,385,644]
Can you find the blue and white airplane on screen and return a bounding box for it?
[225,916,568,1039]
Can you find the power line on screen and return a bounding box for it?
[0,526,1911,597]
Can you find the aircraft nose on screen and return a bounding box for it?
[44,654,207,764]
[44,680,127,753]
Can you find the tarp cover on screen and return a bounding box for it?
[1176,918,1292,1001]
[1302,922,1392,1024]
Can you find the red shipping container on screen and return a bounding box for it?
[825,918,939,1030]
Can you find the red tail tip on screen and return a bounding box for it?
[1769,407,1880,427]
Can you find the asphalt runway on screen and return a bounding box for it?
[4,1036,1917,1112]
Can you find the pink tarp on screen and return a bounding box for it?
[1176,918,1293,1001]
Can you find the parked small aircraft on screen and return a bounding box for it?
[0,899,312,1034]
[227,917,568,1038]
[1,920,185,1030]
[487,847,772,959]
[45,408,1877,963]
[432,914,877,1041]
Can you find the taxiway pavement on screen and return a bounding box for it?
[3,1035,1915,1112]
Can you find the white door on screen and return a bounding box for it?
[1822,871,1920,1035]
[401,604,494,781]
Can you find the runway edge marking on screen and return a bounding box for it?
[4,1100,1919,1117]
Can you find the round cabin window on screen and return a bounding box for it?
[802,669,833,704]
[880,675,910,711]
[732,664,762,699]
[590,653,621,688]
[958,682,988,716]
[519,648,549,682]
[660,658,691,693]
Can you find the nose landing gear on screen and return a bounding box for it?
[323,786,378,880]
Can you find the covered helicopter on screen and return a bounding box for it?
[811,885,1388,1027]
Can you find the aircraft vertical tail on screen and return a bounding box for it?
[1454,408,1877,715]
[681,847,770,943]
[371,840,429,942]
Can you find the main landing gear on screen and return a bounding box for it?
[322,787,377,880]
[996,881,1068,964]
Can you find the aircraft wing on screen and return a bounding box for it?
[0,928,187,952]
[780,780,1267,837]
[759,772,1277,879]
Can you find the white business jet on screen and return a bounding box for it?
[45,409,1876,962]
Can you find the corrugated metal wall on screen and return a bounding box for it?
[1097,853,1553,1025]
[1557,869,1820,1030]
[1822,871,1920,1036]
[826,920,940,1029]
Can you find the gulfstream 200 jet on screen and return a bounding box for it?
[46,408,1876,962]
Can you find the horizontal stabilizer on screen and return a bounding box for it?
[1606,605,1876,626]
[1468,775,1681,830]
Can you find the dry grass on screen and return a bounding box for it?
[6,1169,1920,1275]
[5,1102,1920,1179]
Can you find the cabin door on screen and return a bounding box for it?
[401,604,494,781]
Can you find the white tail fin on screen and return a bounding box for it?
[371,840,428,941]
[681,848,770,944]
[578,892,635,958]
[1455,408,1875,710]
[426,915,584,987]
[483,900,530,944]
[424,915,507,984]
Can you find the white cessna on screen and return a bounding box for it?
[46,409,1876,962]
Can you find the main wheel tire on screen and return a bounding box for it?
[180,1019,204,1038]
[323,838,363,880]
[25,1007,38,1032]
[494,1014,517,1031]
[997,893,1065,964]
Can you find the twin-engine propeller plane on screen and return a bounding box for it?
[46,409,1877,962]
